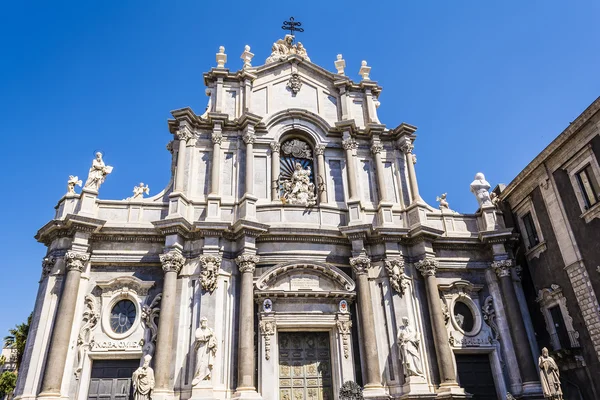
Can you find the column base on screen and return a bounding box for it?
[191,382,216,400]
[519,381,544,399]
[232,387,262,400]
[435,383,469,399]
[362,384,388,399]
[401,375,434,396]
[36,393,68,400]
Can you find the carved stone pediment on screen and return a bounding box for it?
[96,276,155,297]
[255,262,355,296]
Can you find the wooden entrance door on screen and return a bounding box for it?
[455,354,498,399]
[87,359,139,400]
[278,332,333,400]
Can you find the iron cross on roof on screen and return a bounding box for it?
[282,17,304,38]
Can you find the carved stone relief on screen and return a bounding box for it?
[141,293,162,358]
[482,296,500,340]
[75,294,99,379]
[384,258,409,296]
[259,319,276,360]
[336,319,352,359]
[198,254,222,293]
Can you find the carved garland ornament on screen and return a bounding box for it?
[236,254,260,273]
[75,295,99,379]
[198,255,222,293]
[259,320,275,360]
[384,258,409,296]
[160,251,185,274]
[336,320,352,359]
[141,293,162,358]
[65,251,90,273]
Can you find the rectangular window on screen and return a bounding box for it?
[521,212,539,249]
[575,164,599,209]
[329,160,345,202]
[549,305,571,349]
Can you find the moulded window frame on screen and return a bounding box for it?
[563,143,600,223]
[514,196,546,259]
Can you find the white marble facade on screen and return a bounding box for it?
[16,39,544,400]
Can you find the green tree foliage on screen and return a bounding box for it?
[0,371,17,397]
[3,313,32,371]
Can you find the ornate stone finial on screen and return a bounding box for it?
[385,258,409,295]
[64,251,90,273]
[216,46,227,68]
[314,144,326,156]
[242,132,256,145]
[287,72,302,95]
[240,45,254,69]
[370,142,384,155]
[436,193,450,210]
[359,60,371,80]
[335,54,346,75]
[342,138,358,151]
[414,258,438,277]
[67,175,82,195]
[41,256,56,278]
[539,347,563,399]
[491,259,514,278]
[132,182,150,199]
[84,152,113,191]
[339,381,363,400]
[349,256,371,275]
[470,172,493,208]
[211,131,223,145]
[236,254,260,273]
[159,250,186,274]
[269,141,281,154]
[198,255,222,293]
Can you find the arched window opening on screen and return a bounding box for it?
[279,138,317,206]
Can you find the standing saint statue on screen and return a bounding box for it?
[397,317,425,378]
[469,172,492,208]
[132,354,155,400]
[539,347,563,399]
[84,152,113,191]
[192,317,217,386]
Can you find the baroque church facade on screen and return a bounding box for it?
[16,36,546,400]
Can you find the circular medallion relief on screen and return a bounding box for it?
[110,299,136,334]
[453,301,475,333]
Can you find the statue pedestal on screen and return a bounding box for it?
[190,382,216,400]
[401,375,433,397]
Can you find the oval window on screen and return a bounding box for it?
[453,301,474,333]
[110,299,136,334]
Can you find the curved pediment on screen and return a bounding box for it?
[255,262,355,293]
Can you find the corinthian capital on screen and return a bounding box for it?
[176,127,193,142]
[270,142,281,153]
[414,258,438,277]
[211,131,223,145]
[349,256,371,275]
[491,259,514,278]
[243,132,256,145]
[398,138,414,154]
[236,254,260,273]
[160,250,186,274]
[370,143,384,155]
[342,138,358,151]
[314,144,326,156]
[64,251,90,273]
[41,256,56,278]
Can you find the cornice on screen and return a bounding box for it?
[478,228,514,244]
[391,122,418,140]
[151,217,194,238]
[407,223,444,241]
[500,96,600,200]
[35,214,106,245]
[230,219,269,239]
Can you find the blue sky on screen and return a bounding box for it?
[0,1,599,337]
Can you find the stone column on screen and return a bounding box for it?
[153,250,186,396]
[315,144,327,204]
[235,254,260,395]
[270,142,280,201]
[210,129,223,195]
[414,258,458,387]
[38,251,90,399]
[492,259,539,384]
[349,256,383,392]
[342,138,359,200]
[399,138,420,203]
[175,127,193,193]
[370,141,387,203]
[243,132,255,196]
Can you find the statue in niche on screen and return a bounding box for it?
[132,354,155,400]
[281,162,317,206]
[397,317,424,378]
[67,175,82,195]
[470,172,492,207]
[84,152,113,191]
[539,347,563,399]
[192,317,217,385]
